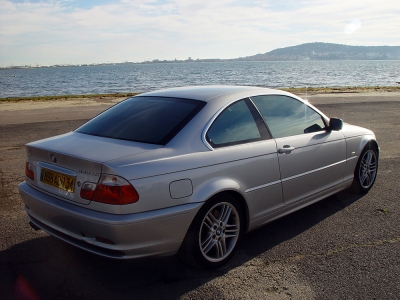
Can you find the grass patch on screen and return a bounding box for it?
[0,92,140,102]
[281,86,400,94]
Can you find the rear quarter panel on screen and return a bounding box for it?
[102,140,281,216]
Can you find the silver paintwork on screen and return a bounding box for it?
[19,181,202,258]
[19,85,379,259]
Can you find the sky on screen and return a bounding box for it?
[0,0,399,66]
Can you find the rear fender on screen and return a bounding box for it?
[190,177,243,204]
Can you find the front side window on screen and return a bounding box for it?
[251,95,326,139]
[206,99,265,148]
[76,96,205,145]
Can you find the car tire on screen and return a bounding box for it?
[179,194,243,269]
[351,143,378,194]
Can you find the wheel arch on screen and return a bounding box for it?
[179,184,250,268]
[357,136,379,157]
[190,178,250,234]
[213,190,250,234]
[350,137,379,194]
[368,139,379,157]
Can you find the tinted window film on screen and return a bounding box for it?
[251,95,326,139]
[76,96,205,145]
[206,99,262,147]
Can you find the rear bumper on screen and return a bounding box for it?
[19,181,202,259]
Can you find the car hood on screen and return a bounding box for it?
[341,123,375,138]
[27,131,162,163]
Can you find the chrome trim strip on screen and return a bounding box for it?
[38,161,77,177]
[245,180,281,193]
[245,157,356,192]
[248,179,353,231]
[282,159,347,182]
[347,156,358,161]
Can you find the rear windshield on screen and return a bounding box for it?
[76,96,206,145]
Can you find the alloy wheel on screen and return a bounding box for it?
[359,149,377,189]
[199,202,240,262]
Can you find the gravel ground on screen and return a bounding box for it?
[0,94,399,299]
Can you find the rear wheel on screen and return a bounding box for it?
[179,194,243,269]
[352,143,378,193]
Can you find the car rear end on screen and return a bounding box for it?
[19,95,206,258]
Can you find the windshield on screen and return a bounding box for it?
[76,96,206,145]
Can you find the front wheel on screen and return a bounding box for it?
[179,194,243,269]
[351,143,378,193]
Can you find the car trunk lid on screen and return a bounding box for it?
[25,132,161,205]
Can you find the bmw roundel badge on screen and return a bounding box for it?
[50,154,57,163]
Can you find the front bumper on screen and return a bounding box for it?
[19,181,202,259]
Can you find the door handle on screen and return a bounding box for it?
[278,146,295,154]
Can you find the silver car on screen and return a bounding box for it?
[19,85,378,269]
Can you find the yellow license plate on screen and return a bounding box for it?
[40,168,75,193]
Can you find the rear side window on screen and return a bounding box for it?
[76,96,205,145]
[206,99,268,148]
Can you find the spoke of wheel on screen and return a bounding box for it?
[207,211,218,225]
[202,234,215,254]
[220,205,232,225]
[203,220,212,231]
[360,171,368,185]
[361,159,367,169]
[366,152,372,164]
[365,174,370,186]
[216,240,226,258]
[220,237,227,255]
[224,233,238,238]
[225,224,238,238]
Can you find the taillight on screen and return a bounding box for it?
[25,162,35,180]
[80,182,96,200]
[80,174,139,205]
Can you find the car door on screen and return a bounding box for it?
[251,95,346,205]
[204,98,284,221]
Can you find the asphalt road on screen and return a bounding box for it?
[0,95,399,299]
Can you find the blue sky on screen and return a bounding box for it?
[0,0,399,66]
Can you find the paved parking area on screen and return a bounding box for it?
[0,95,399,299]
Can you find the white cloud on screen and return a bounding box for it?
[0,0,399,65]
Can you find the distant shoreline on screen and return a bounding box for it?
[2,42,400,69]
[1,86,400,102]
[2,59,400,70]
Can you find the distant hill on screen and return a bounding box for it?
[235,42,400,61]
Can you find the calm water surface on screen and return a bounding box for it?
[1,61,399,98]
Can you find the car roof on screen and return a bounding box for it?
[138,85,286,102]
[138,85,330,131]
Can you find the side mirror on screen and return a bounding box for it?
[329,118,343,131]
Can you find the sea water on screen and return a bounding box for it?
[1,60,399,98]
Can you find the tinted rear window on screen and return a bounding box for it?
[76,96,205,145]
